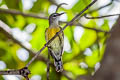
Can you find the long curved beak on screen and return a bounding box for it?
[58,12,65,16]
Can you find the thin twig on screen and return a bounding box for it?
[84,13,120,19]
[88,0,114,13]
[26,0,98,67]
[55,3,68,13]
[76,22,109,33]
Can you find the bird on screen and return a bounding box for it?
[45,12,64,72]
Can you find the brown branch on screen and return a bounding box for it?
[0,8,48,19]
[0,67,30,80]
[84,13,120,19]
[0,8,108,33]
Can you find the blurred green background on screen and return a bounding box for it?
[0,0,119,80]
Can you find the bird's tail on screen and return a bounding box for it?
[54,59,63,72]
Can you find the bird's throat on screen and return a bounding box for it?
[49,22,59,28]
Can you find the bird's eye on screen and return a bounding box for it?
[53,15,56,17]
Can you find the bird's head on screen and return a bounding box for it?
[49,12,65,26]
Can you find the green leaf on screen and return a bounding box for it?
[79,29,97,50]
[64,26,74,41]
[61,76,68,80]
[64,61,87,76]
[30,61,46,75]
[85,50,99,67]
[14,15,26,29]
[30,19,48,50]
[0,40,19,69]
[72,0,91,12]
[30,0,50,13]
[85,20,97,28]
[101,19,110,31]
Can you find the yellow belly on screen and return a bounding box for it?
[46,27,61,41]
[45,27,62,49]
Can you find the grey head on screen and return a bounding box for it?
[49,13,65,26]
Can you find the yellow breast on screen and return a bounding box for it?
[46,27,61,41]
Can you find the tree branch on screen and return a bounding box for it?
[0,8,108,33]
[0,67,30,80]
[0,8,48,19]
[88,0,114,13]
[76,22,109,33]
[84,13,120,19]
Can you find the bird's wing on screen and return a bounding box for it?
[45,27,64,60]
[59,27,64,55]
